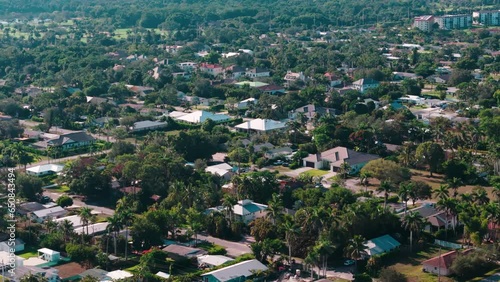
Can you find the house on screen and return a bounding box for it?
[0,238,25,253]
[224,65,246,79]
[324,72,343,87]
[175,110,231,124]
[162,244,207,260]
[231,98,258,110]
[426,74,450,84]
[265,147,293,159]
[234,81,269,88]
[26,164,65,177]
[256,84,286,95]
[302,147,380,173]
[422,249,473,276]
[284,71,306,87]
[288,104,336,121]
[205,163,234,180]
[393,72,420,81]
[178,62,198,71]
[33,131,95,151]
[234,119,286,133]
[32,206,67,223]
[198,255,234,268]
[199,63,224,76]
[38,248,60,262]
[12,265,59,282]
[78,268,109,280]
[234,199,268,224]
[74,222,109,236]
[364,234,401,257]
[404,203,457,232]
[201,259,268,282]
[130,120,168,132]
[53,215,84,229]
[105,270,134,280]
[17,202,46,216]
[252,142,275,152]
[352,78,380,93]
[246,67,270,78]
[125,85,155,96]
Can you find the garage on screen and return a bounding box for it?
[305,161,315,168]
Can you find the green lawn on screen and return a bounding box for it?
[301,169,328,177]
[46,185,70,193]
[18,246,39,258]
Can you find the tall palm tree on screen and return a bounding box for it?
[402,211,426,252]
[437,198,458,236]
[447,177,462,198]
[266,194,284,224]
[282,218,300,265]
[433,184,449,201]
[377,181,394,209]
[472,187,490,205]
[344,235,368,269]
[339,161,351,179]
[58,219,74,243]
[78,207,93,236]
[398,182,413,214]
[120,209,134,261]
[44,219,58,233]
[313,237,336,277]
[359,171,371,193]
[107,214,123,255]
[222,194,237,223]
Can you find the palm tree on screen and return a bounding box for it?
[78,207,93,236]
[107,214,123,255]
[398,182,413,214]
[433,185,449,201]
[20,273,49,282]
[402,211,426,252]
[222,194,237,223]
[313,237,336,277]
[344,235,368,269]
[44,219,58,233]
[282,218,300,266]
[460,193,474,204]
[339,161,351,179]
[58,219,74,243]
[437,198,458,236]
[377,181,394,209]
[266,194,284,224]
[472,187,490,205]
[120,209,134,261]
[447,177,462,198]
[359,171,371,193]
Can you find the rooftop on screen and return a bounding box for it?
[202,259,268,281]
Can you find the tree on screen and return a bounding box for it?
[266,193,284,224]
[250,218,277,242]
[78,207,93,236]
[282,218,300,265]
[15,174,43,201]
[186,207,205,247]
[339,161,351,179]
[107,214,123,255]
[409,181,432,205]
[360,159,411,185]
[402,212,425,252]
[58,219,74,243]
[416,142,445,177]
[344,235,367,268]
[20,273,48,282]
[398,182,413,214]
[56,195,73,208]
[378,181,394,209]
[120,209,134,260]
[433,185,450,201]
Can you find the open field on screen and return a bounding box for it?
[301,169,329,177]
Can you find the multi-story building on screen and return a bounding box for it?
[473,10,500,26]
[435,14,473,30]
[413,15,434,32]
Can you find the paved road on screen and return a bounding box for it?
[17,149,111,170]
[43,189,115,216]
[196,233,253,258]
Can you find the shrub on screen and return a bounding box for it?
[379,268,406,282]
[208,245,227,255]
[56,195,73,208]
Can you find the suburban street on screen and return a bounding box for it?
[43,189,116,216]
[16,149,111,170]
[196,232,253,258]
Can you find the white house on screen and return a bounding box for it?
[26,164,65,177]
[32,206,67,223]
[363,235,401,257]
[175,110,231,124]
[232,98,258,110]
[130,120,168,132]
[246,67,270,78]
[53,215,84,229]
[352,78,379,93]
[233,199,267,224]
[234,118,286,133]
[178,62,198,72]
[265,147,293,159]
[13,265,59,282]
[74,222,109,236]
[105,270,133,280]
[198,63,224,76]
[302,146,380,173]
[422,249,473,276]
[198,255,234,268]
[38,248,60,262]
[201,259,268,282]
[284,71,305,87]
[205,163,234,180]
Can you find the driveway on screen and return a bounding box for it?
[196,233,252,258]
[282,167,313,178]
[43,190,115,216]
[18,149,111,170]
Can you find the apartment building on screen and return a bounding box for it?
[473,10,500,26]
[413,15,434,32]
[435,14,473,29]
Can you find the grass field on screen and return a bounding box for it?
[301,169,329,177]
[112,28,168,39]
[18,246,39,258]
[46,185,70,193]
